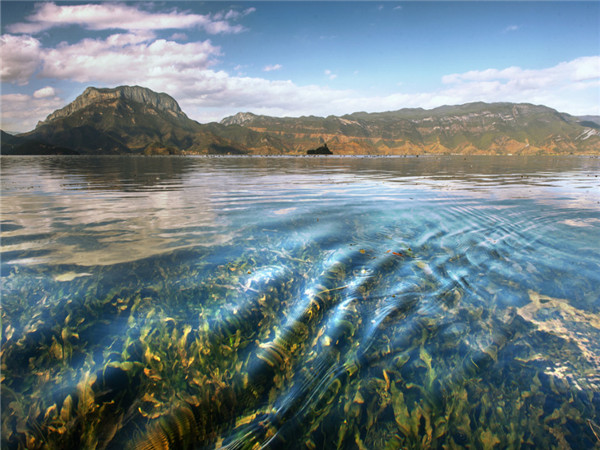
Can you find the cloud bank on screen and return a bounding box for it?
[40,33,220,85]
[0,93,63,133]
[7,2,254,35]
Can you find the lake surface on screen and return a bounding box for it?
[1,155,599,449]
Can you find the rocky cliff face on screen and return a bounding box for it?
[38,86,187,126]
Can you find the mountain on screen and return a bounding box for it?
[219,103,600,155]
[2,85,599,155]
[38,85,188,125]
[13,86,247,155]
[577,116,600,128]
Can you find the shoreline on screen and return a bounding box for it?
[2,153,600,159]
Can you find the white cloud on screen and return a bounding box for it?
[39,32,220,84]
[222,7,256,21]
[503,25,520,33]
[178,74,357,122]
[0,34,42,85]
[442,56,600,88]
[325,69,337,80]
[7,2,251,35]
[1,93,63,132]
[179,73,352,109]
[33,86,56,98]
[263,64,283,72]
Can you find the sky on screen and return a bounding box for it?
[1,1,599,133]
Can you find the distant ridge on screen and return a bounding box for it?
[2,85,599,155]
[217,102,600,155]
[577,116,600,128]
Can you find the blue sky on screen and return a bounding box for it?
[1,1,599,132]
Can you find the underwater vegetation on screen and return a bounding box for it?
[2,233,599,449]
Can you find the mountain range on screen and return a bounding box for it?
[2,85,599,155]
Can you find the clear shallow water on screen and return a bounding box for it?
[1,155,599,449]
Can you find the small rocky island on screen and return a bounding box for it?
[306,143,333,155]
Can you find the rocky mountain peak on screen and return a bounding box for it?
[220,112,258,126]
[37,85,187,126]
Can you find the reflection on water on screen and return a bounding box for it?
[1,156,600,449]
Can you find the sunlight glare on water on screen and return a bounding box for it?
[1,155,600,449]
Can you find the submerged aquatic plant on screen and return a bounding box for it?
[4,237,598,449]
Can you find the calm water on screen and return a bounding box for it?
[1,156,599,449]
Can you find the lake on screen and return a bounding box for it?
[1,155,599,449]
